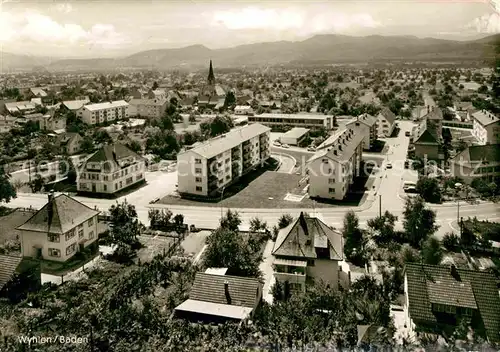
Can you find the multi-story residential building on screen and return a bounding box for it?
[80,100,129,125]
[77,143,146,195]
[450,144,500,184]
[307,127,364,200]
[248,113,335,130]
[272,212,343,293]
[128,98,167,119]
[375,107,397,137]
[412,109,443,161]
[16,193,99,262]
[62,98,90,119]
[345,113,377,150]
[471,110,500,145]
[404,263,500,344]
[177,123,271,197]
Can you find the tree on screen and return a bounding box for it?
[343,211,367,265]
[403,196,439,248]
[367,211,398,244]
[442,232,460,250]
[460,223,477,247]
[220,209,241,232]
[477,85,488,94]
[29,174,44,193]
[223,91,236,108]
[108,200,142,262]
[152,81,158,90]
[158,114,174,131]
[126,140,142,153]
[80,136,94,154]
[200,115,233,138]
[0,166,16,203]
[421,237,443,265]
[249,217,268,233]
[278,214,294,229]
[416,177,442,203]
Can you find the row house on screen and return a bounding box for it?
[177,123,271,197]
[77,143,146,195]
[79,100,129,125]
[307,127,364,200]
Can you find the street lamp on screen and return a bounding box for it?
[220,186,225,218]
[455,182,462,229]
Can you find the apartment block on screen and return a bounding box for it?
[248,113,334,130]
[80,100,129,125]
[307,127,364,200]
[375,108,397,137]
[345,113,378,150]
[77,143,146,195]
[17,193,99,262]
[471,110,500,145]
[177,123,271,197]
[128,98,168,119]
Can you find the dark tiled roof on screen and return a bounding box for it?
[422,107,443,121]
[273,212,343,260]
[84,143,144,168]
[405,263,500,343]
[0,254,22,289]
[378,107,397,124]
[189,272,261,308]
[16,194,99,235]
[453,144,500,164]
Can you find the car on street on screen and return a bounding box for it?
[386,162,393,169]
[273,141,281,146]
[307,146,316,152]
[281,144,290,148]
[405,131,411,137]
[403,181,417,193]
[404,160,410,169]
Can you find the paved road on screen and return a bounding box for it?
[271,153,296,174]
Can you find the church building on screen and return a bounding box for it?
[198,60,226,110]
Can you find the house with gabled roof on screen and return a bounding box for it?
[17,193,100,262]
[450,144,500,184]
[174,271,262,323]
[375,107,397,137]
[346,113,378,150]
[404,263,500,343]
[272,212,343,293]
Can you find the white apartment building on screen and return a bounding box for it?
[80,100,129,125]
[17,193,99,262]
[128,98,167,119]
[307,127,364,200]
[77,143,146,195]
[177,123,271,197]
[248,113,335,130]
[471,110,500,145]
[345,113,378,150]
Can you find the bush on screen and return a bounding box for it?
[278,214,294,229]
[442,232,460,251]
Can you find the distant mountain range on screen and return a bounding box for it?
[1,34,499,72]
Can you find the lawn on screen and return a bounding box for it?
[136,235,181,263]
[463,219,500,242]
[0,208,35,246]
[41,249,99,275]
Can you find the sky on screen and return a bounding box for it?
[0,0,498,58]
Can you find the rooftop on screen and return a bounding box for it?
[0,254,23,290]
[273,212,343,260]
[62,99,90,111]
[346,113,378,128]
[472,110,500,126]
[309,127,364,163]
[181,123,270,159]
[405,263,500,343]
[83,100,128,111]
[452,144,500,165]
[255,113,330,121]
[16,194,99,235]
[84,143,144,169]
[378,107,397,124]
[282,127,310,139]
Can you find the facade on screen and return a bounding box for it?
[80,100,129,125]
[345,113,377,150]
[234,105,254,115]
[57,132,84,155]
[41,114,66,131]
[279,127,310,146]
[404,263,500,343]
[272,212,343,293]
[307,127,364,200]
[128,98,167,119]
[177,123,271,197]
[62,98,90,119]
[450,144,500,184]
[17,194,99,263]
[471,110,500,145]
[174,272,262,323]
[248,113,334,130]
[375,108,397,137]
[77,143,146,195]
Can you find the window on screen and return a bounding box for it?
[328,188,335,193]
[66,243,76,255]
[225,175,230,180]
[463,308,472,316]
[136,174,143,180]
[196,186,202,192]
[47,234,60,243]
[195,158,202,164]
[65,229,76,241]
[103,175,108,181]
[103,185,107,192]
[89,231,94,239]
[445,305,456,314]
[115,183,118,190]
[195,177,202,182]
[48,248,60,257]
[225,158,230,164]
[88,218,94,227]
[78,228,84,239]
[195,168,202,174]
[328,178,335,184]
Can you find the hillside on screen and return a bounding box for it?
[1,34,497,72]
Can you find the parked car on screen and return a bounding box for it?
[282,144,290,148]
[404,160,410,169]
[307,146,316,152]
[405,131,411,137]
[273,141,281,146]
[386,162,393,169]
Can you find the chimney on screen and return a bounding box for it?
[299,212,309,237]
[450,264,460,281]
[47,191,55,228]
[334,150,338,155]
[224,281,231,304]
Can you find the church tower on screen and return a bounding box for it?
[207,59,215,86]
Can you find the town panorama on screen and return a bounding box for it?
[0,1,499,351]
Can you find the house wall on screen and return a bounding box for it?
[376,115,394,137]
[81,105,129,125]
[77,161,146,194]
[307,259,339,290]
[414,143,440,161]
[20,214,98,262]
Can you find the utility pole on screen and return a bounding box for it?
[379,195,382,217]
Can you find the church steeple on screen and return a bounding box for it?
[207,59,215,85]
